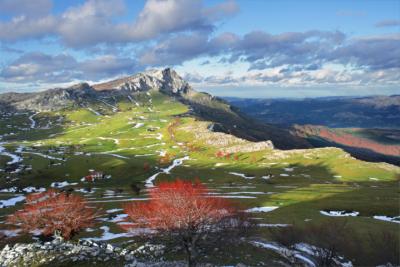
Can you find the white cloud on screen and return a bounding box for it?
[0,0,238,47]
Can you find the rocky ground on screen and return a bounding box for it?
[0,237,166,267]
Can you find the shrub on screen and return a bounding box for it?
[122,179,241,266]
[7,189,99,240]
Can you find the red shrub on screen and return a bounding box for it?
[215,150,225,158]
[122,179,238,265]
[7,190,98,239]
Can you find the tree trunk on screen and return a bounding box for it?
[184,236,198,267]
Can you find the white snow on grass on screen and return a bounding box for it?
[106,208,123,213]
[133,122,144,128]
[50,181,78,188]
[246,206,279,213]
[145,156,190,187]
[228,172,255,179]
[134,153,155,157]
[87,107,101,116]
[0,229,21,237]
[320,210,359,217]
[0,195,25,208]
[156,133,163,140]
[373,215,400,224]
[22,151,65,161]
[0,143,23,165]
[280,173,290,177]
[252,240,352,267]
[28,112,39,128]
[107,214,128,223]
[83,226,129,241]
[258,223,291,227]
[23,187,46,193]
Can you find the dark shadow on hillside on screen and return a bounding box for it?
[268,180,400,266]
[307,138,400,166]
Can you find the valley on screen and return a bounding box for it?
[226,97,400,166]
[0,70,399,266]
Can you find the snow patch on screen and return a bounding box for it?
[246,206,279,213]
[145,156,190,187]
[228,172,255,179]
[51,181,78,188]
[320,210,359,217]
[373,215,400,224]
[0,195,25,208]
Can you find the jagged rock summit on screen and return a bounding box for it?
[93,68,192,95]
[0,68,191,112]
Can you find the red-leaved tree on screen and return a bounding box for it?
[122,179,240,266]
[7,189,99,240]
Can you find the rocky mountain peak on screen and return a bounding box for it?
[93,68,192,95]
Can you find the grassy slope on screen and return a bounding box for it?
[0,90,399,265]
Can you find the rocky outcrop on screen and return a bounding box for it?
[180,121,274,153]
[0,83,97,112]
[0,238,166,267]
[93,68,192,95]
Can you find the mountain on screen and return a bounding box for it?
[225,96,400,165]
[0,68,309,150]
[0,69,399,266]
[225,95,400,128]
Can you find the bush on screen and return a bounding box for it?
[7,189,99,240]
[122,179,242,266]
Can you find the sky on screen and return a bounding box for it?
[0,0,399,98]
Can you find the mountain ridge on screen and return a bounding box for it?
[0,68,310,150]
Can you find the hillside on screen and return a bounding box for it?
[0,69,399,266]
[226,96,400,165]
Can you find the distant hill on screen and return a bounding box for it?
[225,96,400,165]
[225,95,400,128]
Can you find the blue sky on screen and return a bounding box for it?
[0,0,399,98]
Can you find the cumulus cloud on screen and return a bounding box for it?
[0,0,398,90]
[331,34,400,70]
[186,66,400,88]
[0,0,238,47]
[2,29,399,87]
[0,52,78,82]
[0,52,137,83]
[128,0,237,40]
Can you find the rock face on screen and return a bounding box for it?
[0,83,97,112]
[93,68,192,95]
